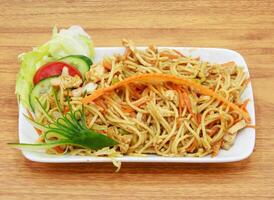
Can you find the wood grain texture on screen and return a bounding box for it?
[0,0,274,199]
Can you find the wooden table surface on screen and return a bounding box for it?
[1,0,274,199]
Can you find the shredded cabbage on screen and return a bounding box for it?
[15,26,94,109]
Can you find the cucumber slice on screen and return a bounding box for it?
[59,55,92,80]
[30,77,55,112]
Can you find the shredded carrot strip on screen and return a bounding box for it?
[128,85,142,99]
[240,99,250,112]
[129,112,136,118]
[103,58,112,70]
[196,114,202,125]
[54,146,64,153]
[187,139,197,153]
[171,85,184,115]
[243,78,251,85]
[124,48,131,57]
[81,73,250,122]
[181,89,196,121]
[222,61,236,67]
[27,110,64,153]
[211,140,222,157]
[121,104,135,113]
[159,52,178,59]
[63,106,69,114]
[173,85,197,122]
[133,98,147,107]
[97,130,107,135]
[27,110,42,135]
[178,90,184,115]
[94,99,107,111]
[246,124,256,129]
[207,126,219,137]
[121,104,136,117]
[173,49,185,57]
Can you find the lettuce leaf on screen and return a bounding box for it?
[48,26,95,59]
[15,26,94,109]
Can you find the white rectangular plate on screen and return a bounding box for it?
[19,47,256,163]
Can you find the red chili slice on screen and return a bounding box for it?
[33,61,82,84]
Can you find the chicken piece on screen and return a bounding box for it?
[222,119,246,149]
[52,67,82,89]
[71,87,82,97]
[85,64,105,83]
[107,127,133,153]
[60,74,82,89]
[221,61,236,74]
[71,82,98,97]
[228,119,246,134]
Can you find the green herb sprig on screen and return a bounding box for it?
[9,98,117,151]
